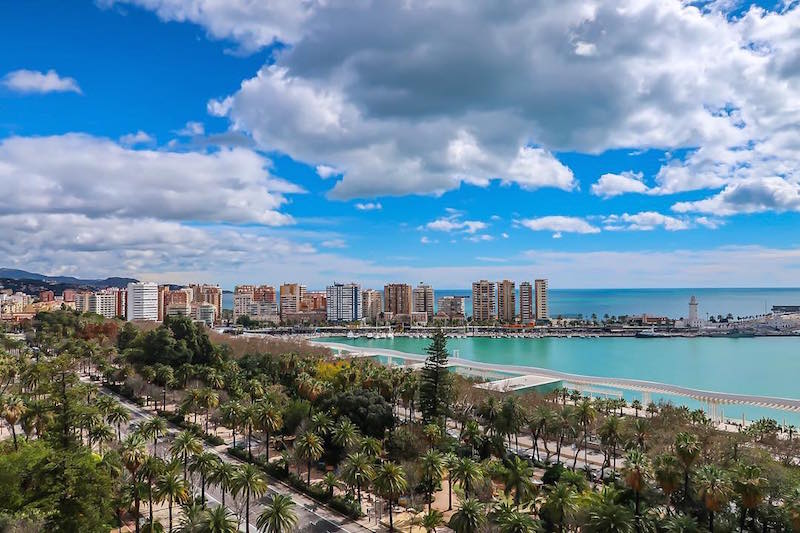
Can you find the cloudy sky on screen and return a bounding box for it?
[2,0,800,289]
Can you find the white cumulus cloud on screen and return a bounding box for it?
[3,69,82,94]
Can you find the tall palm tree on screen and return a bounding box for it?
[732,463,766,532]
[695,464,731,532]
[171,430,203,481]
[373,461,408,532]
[359,436,382,458]
[257,494,298,533]
[295,431,324,485]
[89,422,115,454]
[190,452,220,507]
[443,452,458,510]
[107,404,130,442]
[674,432,701,501]
[255,401,282,461]
[449,498,486,533]
[621,449,652,533]
[209,460,237,507]
[598,415,622,477]
[121,433,148,533]
[139,416,168,458]
[1,394,26,450]
[332,417,361,452]
[341,452,374,510]
[576,398,597,468]
[200,388,220,434]
[423,423,443,451]
[541,482,577,533]
[233,463,268,533]
[199,505,238,533]
[156,470,190,533]
[500,455,536,508]
[420,450,445,511]
[451,457,483,499]
[319,471,339,498]
[179,500,206,532]
[141,456,166,529]
[654,453,682,509]
[218,401,243,449]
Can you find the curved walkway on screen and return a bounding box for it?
[314,341,800,412]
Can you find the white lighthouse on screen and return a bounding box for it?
[688,295,700,328]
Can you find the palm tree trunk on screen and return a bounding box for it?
[307,460,312,485]
[10,425,17,450]
[709,510,714,532]
[134,493,141,533]
[389,498,394,532]
[246,487,251,532]
[149,484,154,526]
[265,430,270,461]
[168,496,173,533]
[248,424,253,460]
[201,474,206,507]
[448,477,452,510]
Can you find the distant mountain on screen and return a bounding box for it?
[0,268,138,291]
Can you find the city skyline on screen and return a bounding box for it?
[4,1,800,288]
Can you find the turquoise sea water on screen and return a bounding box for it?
[322,336,800,424]
[226,288,800,319]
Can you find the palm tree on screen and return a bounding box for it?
[332,417,361,452]
[218,401,243,449]
[121,433,148,533]
[598,415,622,477]
[190,451,220,506]
[654,453,682,508]
[89,422,115,454]
[141,456,166,529]
[1,394,26,450]
[257,494,298,533]
[732,462,766,531]
[497,509,541,533]
[200,388,220,434]
[359,436,382,458]
[695,464,731,532]
[107,404,130,442]
[233,463,268,533]
[139,416,168,458]
[576,398,597,468]
[418,509,444,533]
[449,498,486,533]
[663,514,700,533]
[628,418,650,451]
[171,430,203,481]
[631,400,642,418]
[156,470,190,533]
[295,431,324,485]
[255,401,283,461]
[451,457,483,499]
[341,452,374,510]
[674,432,701,501]
[199,505,238,533]
[443,452,458,510]
[420,450,445,511]
[423,423,443,450]
[621,449,652,533]
[499,455,536,508]
[541,482,577,533]
[319,472,339,498]
[179,500,206,532]
[373,461,408,532]
[586,501,634,533]
[209,460,237,507]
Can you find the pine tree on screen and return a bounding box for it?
[419,329,452,425]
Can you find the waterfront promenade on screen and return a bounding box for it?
[314,341,800,419]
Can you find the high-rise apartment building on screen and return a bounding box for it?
[437,296,466,318]
[191,284,222,323]
[497,280,516,323]
[233,285,279,322]
[361,289,382,321]
[75,292,91,313]
[412,283,435,318]
[384,283,413,315]
[535,279,549,320]
[326,282,362,322]
[39,290,54,302]
[89,291,118,319]
[519,282,534,323]
[279,283,306,317]
[126,282,159,321]
[62,289,76,303]
[472,280,496,322]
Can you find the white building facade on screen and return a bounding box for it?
[326,282,362,322]
[126,282,159,321]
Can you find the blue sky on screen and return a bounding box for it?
[2,0,800,289]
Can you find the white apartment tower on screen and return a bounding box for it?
[519,282,533,322]
[497,280,516,323]
[326,282,362,322]
[535,279,549,320]
[412,283,435,318]
[89,291,118,319]
[471,280,496,322]
[126,282,159,321]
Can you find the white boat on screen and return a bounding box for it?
[347,331,356,339]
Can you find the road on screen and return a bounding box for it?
[88,376,374,533]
